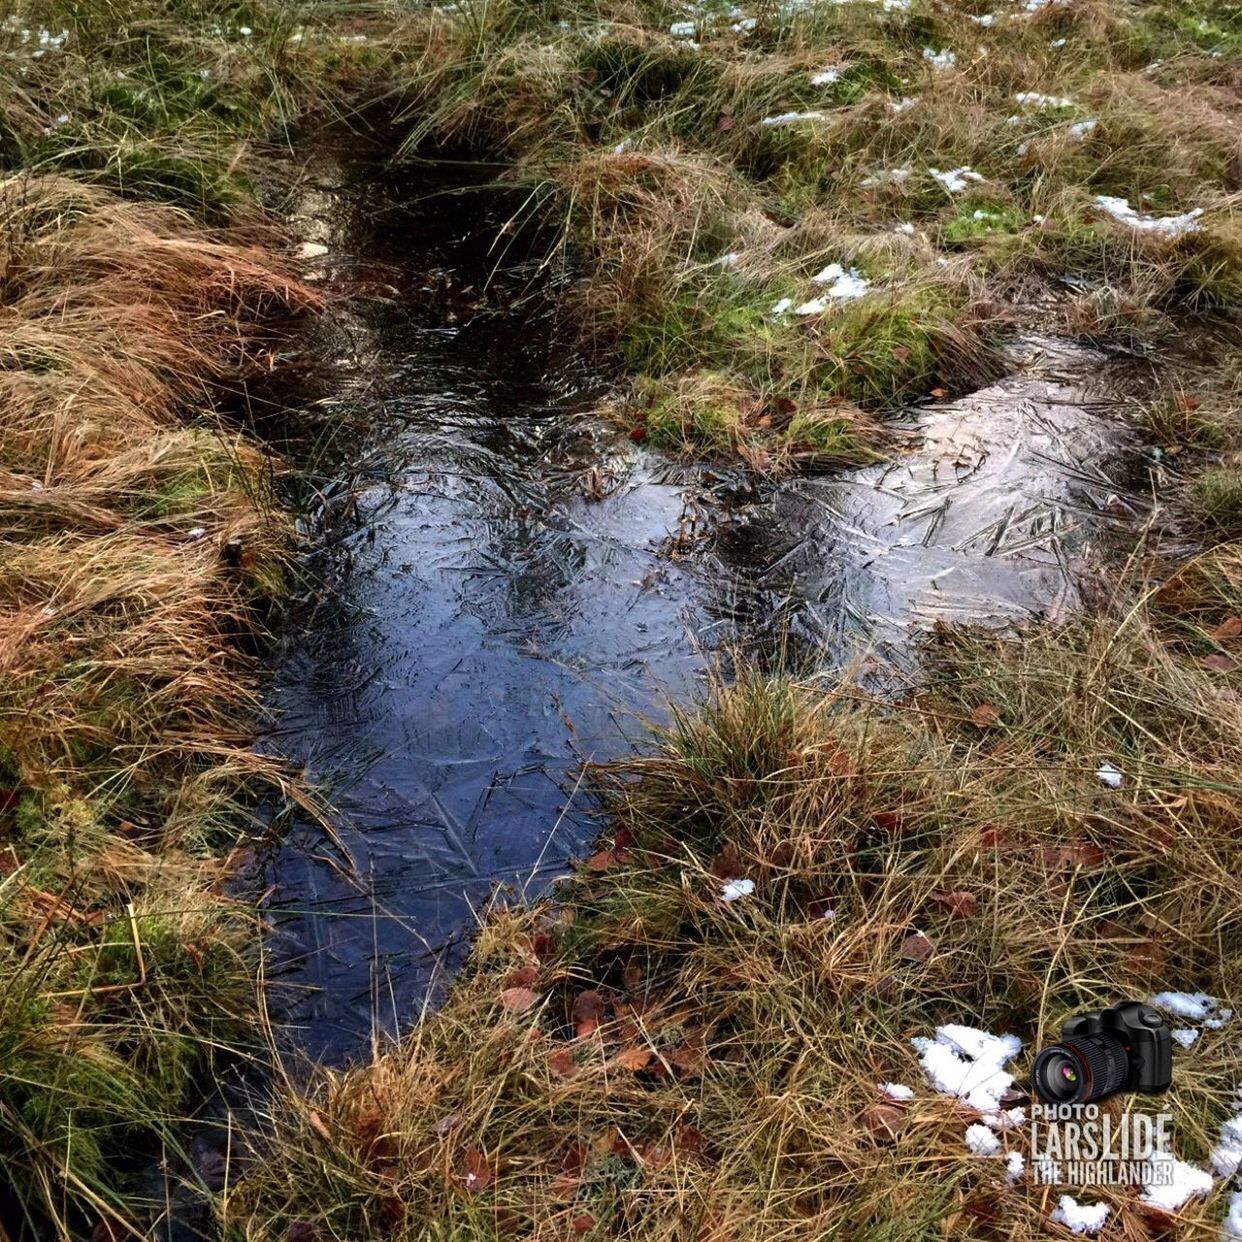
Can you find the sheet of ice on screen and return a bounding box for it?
[761,111,830,126]
[879,1081,914,1100]
[1094,195,1204,238]
[720,877,755,902]
[930,166,984,193]
[912,1024,1021,1112]
[1172,1027,1200,1049]
[1051,1197,1110,1235]
[965,1123,1001,1155]
[1142,1153,1213,1212]
[922,47,957,70]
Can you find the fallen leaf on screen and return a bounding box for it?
[621,962,643,991]
[1202,652,1239,673]
[717,113,734,131]
[930,387,947,398]
[435,1112,463,1137]
[307,1110,331,1141]
[862,1100,908,1143]
[629,427,646,443]
[461,1146,492,1193]
[571,1214,596,1234]
[900,931,935,961]
[1174,392,1201,414]
[505,965,538,988]
[501,986,539,1012]
[932,889,978,919]
[548,1048,577,1079]
[583,849,615,872]
[614,1046,654,1072]
[892,344,911,361]
[970,703,1001,728]
[1211,616,1242,640]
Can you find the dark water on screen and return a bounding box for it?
[260,144,1148,1062]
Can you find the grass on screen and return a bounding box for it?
[229,549,1242,1240]
[267,0,1242,466]
[0,0,1237,1236]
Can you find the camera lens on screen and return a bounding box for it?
[1032,1033,1129,1105]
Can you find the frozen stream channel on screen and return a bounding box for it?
[257,143,1148,1060]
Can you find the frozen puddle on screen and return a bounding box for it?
[713,338,1142,660]
[260,142,1147,1058]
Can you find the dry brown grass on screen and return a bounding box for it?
[0,170,318,1232]
[230,548,1242,1241]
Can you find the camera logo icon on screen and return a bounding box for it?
[1031,1001,1173,1105]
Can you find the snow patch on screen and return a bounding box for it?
[930,166,984,193]
[911,1023,1021,1112]
[720,877,755,902]
[811,67,842,85]
[1095,761,1123,788]
[761,111,829,126]
[879,1081,914,1100]
[1171,1027,1200,1049]
[1013,90,1074,109]
[922,47,957,70]
[890,95,919,113]
[1141,1153,1213,1212]
[1224,1190,1242,1239]
[1094,195,1204,238]
[1152,991,1219,1021]
[810,262,870,300]
[1051,1196,1109,1235]
[965,1123,1001,1155]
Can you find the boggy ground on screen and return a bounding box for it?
[0,0,1239,1239]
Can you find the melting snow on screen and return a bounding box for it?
[1171,1027,1200,1049]
[890,95,919,112]
[720,877,755,902]
[669,20,697,36]
[1212,1113,1242,1179]
[879,1081,914,1100]
[894,221,916,234]
[1051,1197,1110,1235]
[1152,991,1219,1021]
[1014,90,1074,109]
[983,1106,1026,1130]
[772,297,794,316]
[1006,1150,1025,1180]
[965,1123,1001,1155]
[811,67,842,85]
[1069,119,1097,139]
[969,12,996,24]
[1225,1190,1242,1239]
[911,1023,1021,1112]
[732,16,758,31]
[930,166,984,193]
[862,165,913,186]
[810,262,870,300]
[1096,761,1123,788]
[1094,196,1204,238]
[922,47,957,70]
[1141,1153,1214,1212]
[761,111,830,126]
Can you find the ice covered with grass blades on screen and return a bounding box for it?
[1094,195,1203,238]
[1225,1190,1242,1239]
[922,47,957,70]
[911,1023,1021,1112]
[1212,1113,1242,1179]
[761,111,830,126]
[1051,1196,1109,1236]
[1014,90,1075,109]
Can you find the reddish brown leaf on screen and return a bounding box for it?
[1174,391,1202,414]
[930,387,948,399]
[307,1110,331,1141]
[621,961,643,992]
[932,889,978,919]
[572,990,605,1023]
[970,703,1001,728]
[1202,652,1240,673]
[862,1100,908,1143]
[716,113,734,131]
[583,849,615,872]
[709,840,741,878]
[900,931,935,961]
[500,986,539,1012]
[978,823,1003,849]
[571,1214,596,1234]
[676,1123,707,1157]
[628,427,646,443]
[872,810,907,834]
[505,965,538,988]
[548,1048,578,1079]
[434,1112,463,1137]
[576,1017,599,1039]
[1042,841,1106,871]
[892,344,911,361]
[1212,616,1242,640]
[614,1046,654,1072]
[461,1146,492,1193]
